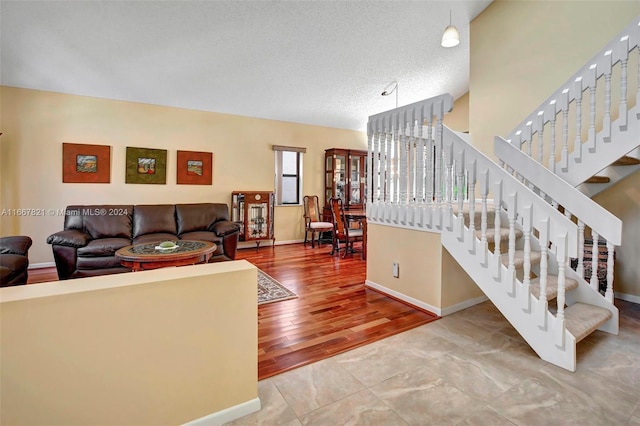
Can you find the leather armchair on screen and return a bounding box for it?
[0,236,33,287]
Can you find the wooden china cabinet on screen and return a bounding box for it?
[323,148,367,220]
[231,191,275,249]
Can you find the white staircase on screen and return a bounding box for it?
[495,16,638,299]
[366,101,619,371]
[365,17,639,372]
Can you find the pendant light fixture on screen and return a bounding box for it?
[441,10,460,48]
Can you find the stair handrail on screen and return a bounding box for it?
[443,127,579,257]
[495,136,622,246]
[506,16,639,163]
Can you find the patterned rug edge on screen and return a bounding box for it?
[257,269,297,305]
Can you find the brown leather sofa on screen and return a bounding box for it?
[0,236,33,287]
[47,203,240,280]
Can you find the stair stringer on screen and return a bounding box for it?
[441,223,578,372]
[559,104,640,187]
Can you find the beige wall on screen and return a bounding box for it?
[0,86,366,263]
[367,224,443,308]
[0,260,258,425]
[444,92,469,133]
[470,2,640,298]
[366,223,482,312]
[441,247,484,309]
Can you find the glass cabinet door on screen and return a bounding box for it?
[335,155,346,202]
[349,157,361,206]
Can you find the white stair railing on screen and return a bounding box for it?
[367,94,453,228]
[496,18,636,302]
[366,94,591,368]
[495,137,622,302]
[505,16,639,186]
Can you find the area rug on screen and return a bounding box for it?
[258,270,297,305]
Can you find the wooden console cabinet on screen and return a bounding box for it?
[231,191,275,249]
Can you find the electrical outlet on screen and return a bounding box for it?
[392,262,399,278]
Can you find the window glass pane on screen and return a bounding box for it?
[281,176,298,204]
[282,151,298,175]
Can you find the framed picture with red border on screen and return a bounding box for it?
[63,143,111,183]
[177,150,213,185]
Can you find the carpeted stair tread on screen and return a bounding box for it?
[564,303,612,342]
[501,250,543,268]
[585,175,610,184]
[612,156,640,166]
[453,204,497,227]
[475,227,522,243]
[529,275,579,300]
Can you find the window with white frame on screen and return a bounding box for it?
[273,145,305,206]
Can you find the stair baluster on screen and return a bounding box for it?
[561,89,570,171]
[619,36,629,129]
[590,230,600,292]
[555,233,567,348]
[538,218,550,329]
[547,101,558,172]
[493,181,503,280]
[577,220,585,278]
[445,141,454,230]
[399,129,408,207]
[603,51,613,143]
[506,193,518,295]
[573,77,583,163]
[416,123,424,203]
[587,64,597,153]
[522,204,533,312]
[456,150,465,239]
[479,170,489,265]
[468,160,477,253]
[606,242,615,303]
[426,118,434,205]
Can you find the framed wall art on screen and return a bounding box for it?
[125,147,167,184]
[176,150,213,185]
[63,143,111,183]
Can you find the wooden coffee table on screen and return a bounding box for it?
[115,240,216,272]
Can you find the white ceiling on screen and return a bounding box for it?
[1,0,492,131]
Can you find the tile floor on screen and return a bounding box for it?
[226,299,640,425]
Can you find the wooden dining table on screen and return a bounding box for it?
[343,209,367,260]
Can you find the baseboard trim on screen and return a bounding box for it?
[28,262,55,269]
[615,292,640,305]
[365,280,488,317]
[182,397,261,426]
[440,295,489,316]
[365,280,442,316]
[237,239,303,250]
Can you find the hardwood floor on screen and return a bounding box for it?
[237,242,439,379]
[27,242,439,380]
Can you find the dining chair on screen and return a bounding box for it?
[303,195,334,248]
[329,197,363,258]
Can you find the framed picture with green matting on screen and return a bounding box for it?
[63,143,111,183]
[176,150,213,185]
[125,147,167,184]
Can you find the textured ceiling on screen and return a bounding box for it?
[1,1,492,131]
